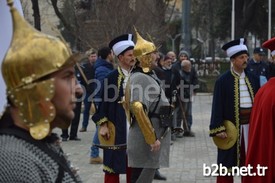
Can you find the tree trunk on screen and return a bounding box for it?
[50,0,73,33]
[31,0,41,31]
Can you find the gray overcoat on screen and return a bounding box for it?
[127,72,170,168]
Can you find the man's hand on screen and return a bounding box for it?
[150,139,161,152]
[99,123,110,141]
[216,132,227,139]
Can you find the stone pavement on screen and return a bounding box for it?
[56,93,241,183]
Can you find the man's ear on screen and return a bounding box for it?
[117,54,122,60]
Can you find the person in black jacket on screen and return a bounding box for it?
[171,50,198,137]
[79,49,97,132]
[177,60,198,137]
[153,54,173,180]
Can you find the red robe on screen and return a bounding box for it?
[244,78,275,183]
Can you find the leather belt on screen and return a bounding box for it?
[239,108,252,124]
[93,143,127,150]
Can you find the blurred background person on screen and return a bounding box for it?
[166,51,177,63]
[246,47,269,86]
[79,49,97,132]
[172,50,197,137]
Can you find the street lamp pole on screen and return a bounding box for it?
[231,0,235,40]
[167,33,181,52]
[268,0,271,58]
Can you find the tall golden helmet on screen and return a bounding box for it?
[2,0,81,140]
[133,29,157,73]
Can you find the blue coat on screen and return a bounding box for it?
[209,70,259,168]
[93,58,114,106]
[92,67,127,174]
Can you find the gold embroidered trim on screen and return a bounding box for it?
[117,67,125,95]
[103,165,115,173]
[233,73,240,167]
[231,70,255,166]
[96,117,108,126]
[209,125,226,135]
[231,69,239,78]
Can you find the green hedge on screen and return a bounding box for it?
[220,62,230,74]
[197,62,230,93]
[197,76,218,93]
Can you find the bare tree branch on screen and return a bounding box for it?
[50,0,74,33]
[31,0,41,30]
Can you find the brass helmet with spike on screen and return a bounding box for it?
[2,0,81,140]
[133,28,157,73]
